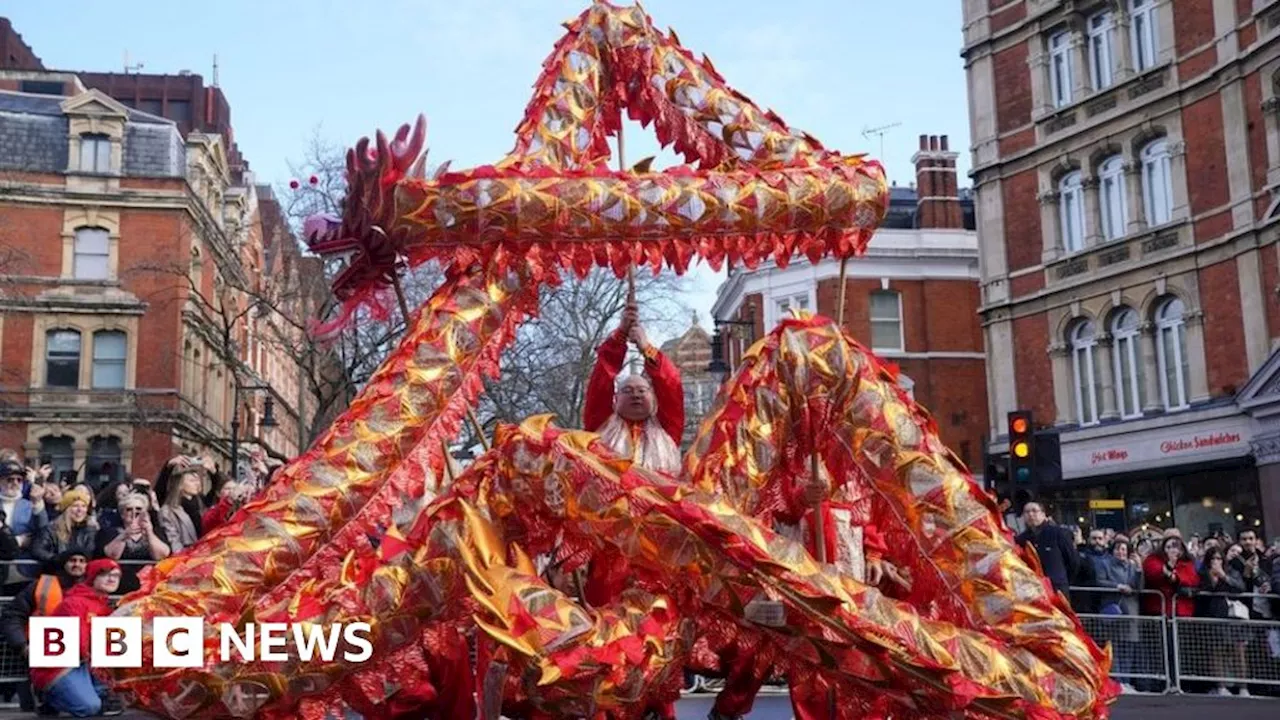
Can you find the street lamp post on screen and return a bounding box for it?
[707,310,757,381]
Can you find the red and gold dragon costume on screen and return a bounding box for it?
[104,3,1118,719]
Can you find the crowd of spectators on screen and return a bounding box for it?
[1015,501,1280,697]
[0,447,273,716]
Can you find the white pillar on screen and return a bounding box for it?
[1096,337,1120,421]
[1115,9,1135,82]
[1139,323,1163,414]
[1083,176,1103,247]
[1040,189,1061,262]
[1183,308,1211,404]
[1125,162,1147,234]
[1071,31,1090,102]
[1050,344,1074,426]
[1237,249,1270,373]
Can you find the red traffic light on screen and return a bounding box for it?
[1011,416,1029,434]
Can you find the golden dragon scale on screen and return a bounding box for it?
[104,2,1116,719]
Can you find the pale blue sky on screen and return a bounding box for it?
[2,0,970,339]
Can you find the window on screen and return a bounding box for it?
[774,293,810,318]
[73,227,110,280]
[1088,12,1114,91]
[1049,31,1074,108]
[38,437,75,483]
[1099,156,1128,241]
[1059,171,1085,252]
[1110,308,1144,419]
[870,291,903,351]
[1130,0,1159,72]
[78,133,111,173]
[1155,297,1189,410]
[20,80,64,95]
[167,100,192,125]
[45,329,81,388]
[1141,139,1173,226]
[87,436,122,489]
[92,330,127,389]
[1070,320,1102,426]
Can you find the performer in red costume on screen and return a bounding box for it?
[710,463,901,720]
[582,299,685,477]
[580,295,685,720]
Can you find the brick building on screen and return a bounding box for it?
[0,62,317,484]
[710,135,989,476]
[659,313,717,447]
[963,0,1280,536]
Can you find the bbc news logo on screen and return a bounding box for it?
[28,618,374,668]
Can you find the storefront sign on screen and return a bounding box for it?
[1088,499,1125,510]
[1062,413,1252,479]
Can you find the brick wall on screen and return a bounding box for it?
[1002,170,1041,271]
[994,43,1032,134]
[118,210,187,391]
[1182,96,1229,217]
[1199,259,1249,394]
[1173,0,1217,56]
[1012,313,1054,423]
[1262,247,1280,342]
[0,314,33,402]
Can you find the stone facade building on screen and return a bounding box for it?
[711,134,989,477]
[963,0,1280,535]
[659,313,717,447]
[0,69,315,485]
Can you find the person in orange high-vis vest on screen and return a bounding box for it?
[0,549,88,712]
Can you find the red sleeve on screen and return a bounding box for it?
[1175,560,1199,588]
[1142,555,1165,589]
[202,496,235,535]
[51,595,100,658]
[583,331,628,432]
[644,349,684,444]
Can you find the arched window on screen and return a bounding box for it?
[1070,320,1102,426]
[1155,297,1190,410]
[91,330,126,389]
[1110,308,1144,418]
[1059,171,1086,252]
[1099,156,1128,241]
[1142,139,1173,226]
[38,436,75,483]
[45,329,81,388]
[1130,0,1159,72]
[87,436,122,488]
[73,227,109,280]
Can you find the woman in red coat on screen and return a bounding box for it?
[1141,535,1198,616]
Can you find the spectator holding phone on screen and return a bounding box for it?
[0,458,49,594]
[97,493,169,594]
[201,473,251,535]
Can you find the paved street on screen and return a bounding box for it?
[672,691,1277,720]
[0,692,1267,719]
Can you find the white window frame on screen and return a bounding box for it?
[1156,298,1189,411]
[1110,308,1143,419]
[78,133,111,174]
[72,227,110,280]
[45,329,82,389]
[91,329,127,389]
[1088,12,1114,91]
[770,290,813,330]
[1071,320,1101,426]
[869,290,904,353]
[1141,139,1173,226]
[1049,31,1074,108]
[1059,171,1086,252]
[1099,156,1128,241]
[1130,0,1159,72]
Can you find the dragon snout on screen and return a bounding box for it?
[302,213,342,246]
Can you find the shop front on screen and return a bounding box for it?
[1033,407,1264,539]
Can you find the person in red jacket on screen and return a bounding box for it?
[30,558,124,716]
[582,298,684,477]
[579,297,685,720]
[1142,534,1198,617]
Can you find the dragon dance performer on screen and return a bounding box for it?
[709,460,907,720]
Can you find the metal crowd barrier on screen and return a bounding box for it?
[1067,586,1173,692]
[1171,591,1280,693]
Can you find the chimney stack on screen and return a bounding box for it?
[911,132,963,229]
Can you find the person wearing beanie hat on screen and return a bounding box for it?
[0,549,88,712]
[29,558,123,716]
[0,459,49,593]
[31,485,96,565]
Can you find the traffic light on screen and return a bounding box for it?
[1008,410,1035,485]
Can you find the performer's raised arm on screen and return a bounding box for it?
[583,326,629,433]
[628,322,684,445]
